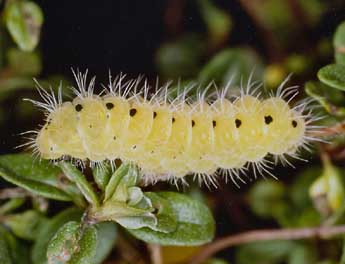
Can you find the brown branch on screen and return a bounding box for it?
[0,187,30,199]
[148,244,162,264]
[189,225,345,264]
[310,121,345,137]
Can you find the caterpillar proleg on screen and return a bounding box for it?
[23,70,320,187]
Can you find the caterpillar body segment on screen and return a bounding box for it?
[28,71,317,186]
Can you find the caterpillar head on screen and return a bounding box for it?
[36,102,88,160]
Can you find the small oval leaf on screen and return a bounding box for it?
[68,225,98,264]
[92,163,112,191]
[32,208,82,264]
[127,192,215,246]
[93,222,117,264]
[0,165,71,201]
[47,221,98,264]
[47,221,80,264]
[334,21,345,65]
[4,0,43,51]
[318,64,345,91]
[0,154,84,204]
[59,162,99,207]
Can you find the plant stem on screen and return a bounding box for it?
[189,225,345,264]
[148,244,162,264]
[311,121,345,137]
[0,187,29,199]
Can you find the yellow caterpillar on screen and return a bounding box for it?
[24,71,319,187]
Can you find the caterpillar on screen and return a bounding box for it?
[23,70,321,187]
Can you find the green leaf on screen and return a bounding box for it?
[198,48,264,88]
[127,192,215,246]
[0,154,83,204]
[318,64,345,91]
[115,214,157,230]
[4,0,43,51]
[0,154,61,183]
[93,222,117,264]
[127,186,144,206]
[0,198,25,215]
[47,221,80,263]
[59,162,99,207]
[68,225,97,264]
[0,233,12,264]
[90,200,154,223]
[92,163,112,191]
[103,163,129,202]
[305,81,345,116]
[248,180,286,219]
[112,192,177,233]
[32,207,83,264]
[47,221,97,264]
[3,210,47,240]
[104,163,139,203]
[0,163,70,201]
[334,21,345,65]
[144,192,177,233]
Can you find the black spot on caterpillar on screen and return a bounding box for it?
[75,104,83,112]
[235,119,242,128]
[265,115,273,125]
[129,108,137,117]
[23,70,322,187]
[106,102,114,110]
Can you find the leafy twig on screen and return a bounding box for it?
[189,225,345,264]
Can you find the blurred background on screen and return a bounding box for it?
[2,0,345,263]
